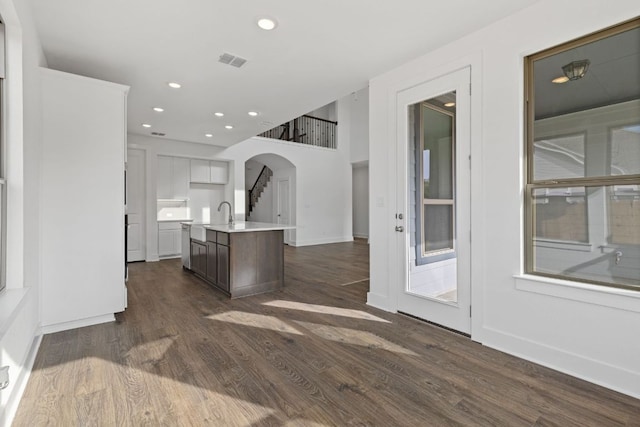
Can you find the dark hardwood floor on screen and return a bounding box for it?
[13,240,640,426]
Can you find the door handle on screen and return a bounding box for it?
[395,226,404,232]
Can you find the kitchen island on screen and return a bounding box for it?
[184,222,295,298]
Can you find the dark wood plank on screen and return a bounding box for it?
[12,239,640,426]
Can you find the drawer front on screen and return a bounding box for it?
[217,232,229,246]
[206,229,217,243]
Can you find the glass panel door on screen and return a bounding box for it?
[395,67,471,334]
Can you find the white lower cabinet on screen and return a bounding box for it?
[158,222,182,257]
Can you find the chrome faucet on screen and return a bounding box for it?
[217,201,234,225]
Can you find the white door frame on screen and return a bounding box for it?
[126,148,146,262]
[394,67,472,334]
[276,177,292,244]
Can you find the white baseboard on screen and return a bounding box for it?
[481,326,640,399]
[2,334,42,427]
[290,236,354,247]
[353,233,369,239]
[366,292,393,312]
[40,313,116,335]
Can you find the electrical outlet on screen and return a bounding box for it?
[0,366,9,390]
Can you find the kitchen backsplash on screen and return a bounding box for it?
[157,199,191,221]
[156,186,226,223]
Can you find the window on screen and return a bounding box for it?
[411,91,457,265]
[524,18,640,290]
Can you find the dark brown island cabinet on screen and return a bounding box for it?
[189,228,284,298]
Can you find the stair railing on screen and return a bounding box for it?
[247,166,273,217]
[259,114,337,149]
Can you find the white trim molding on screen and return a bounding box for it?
[514,274,640,313]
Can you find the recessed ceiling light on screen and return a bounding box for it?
[205,133,213,138]
[153,107,164,112]
[142,123,152,128]
[168,82,181,89]
[444,102,455,107]
[248,111,259,117]
[257,18,277,31]
[225,125,233,130]
[552,76,570,84]
[214,112,224,117]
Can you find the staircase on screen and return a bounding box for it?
[247,166,273,218]
[258,114,337,149]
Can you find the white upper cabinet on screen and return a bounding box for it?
[173,158,190,199]
[190,159,228,184]
[209,160,228,184]
[190,159,210,183]
[158,156,191,199]
[157,156,173,199]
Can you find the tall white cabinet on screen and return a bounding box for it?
[157,156,190,200]
[40,68,129,331]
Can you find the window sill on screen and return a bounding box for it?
[0,288,31,339]
[533,239,592,252]
[514,274,640,313]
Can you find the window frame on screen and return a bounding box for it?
[0,80,5,293]
[415,99,457,265]
[0,20,5,293]
[524,17,640,291]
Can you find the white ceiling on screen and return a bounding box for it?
[31,0,539,147]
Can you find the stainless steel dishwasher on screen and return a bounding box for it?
[181,223,191,269]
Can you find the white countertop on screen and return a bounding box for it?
[203,221,295,233]
[158,218,193,223]
[182,220,208,226]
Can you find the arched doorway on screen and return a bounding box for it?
[245,154,297,245]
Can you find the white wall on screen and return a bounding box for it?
[308,102,337,122]
[352,165,369,239]
[368,0,640,398]
[0,0,44,423]
[347,87,370,164]
[222,136,352,246]
[343,87,369,241]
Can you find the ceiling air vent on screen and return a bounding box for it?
[218,52,247,68]
[151,132,166,137]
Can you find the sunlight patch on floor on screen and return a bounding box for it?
[138,367,277,425]
[262,300,390,323]
[293,321,416,356]
[125,335,178,362]
[207,311,304,335]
